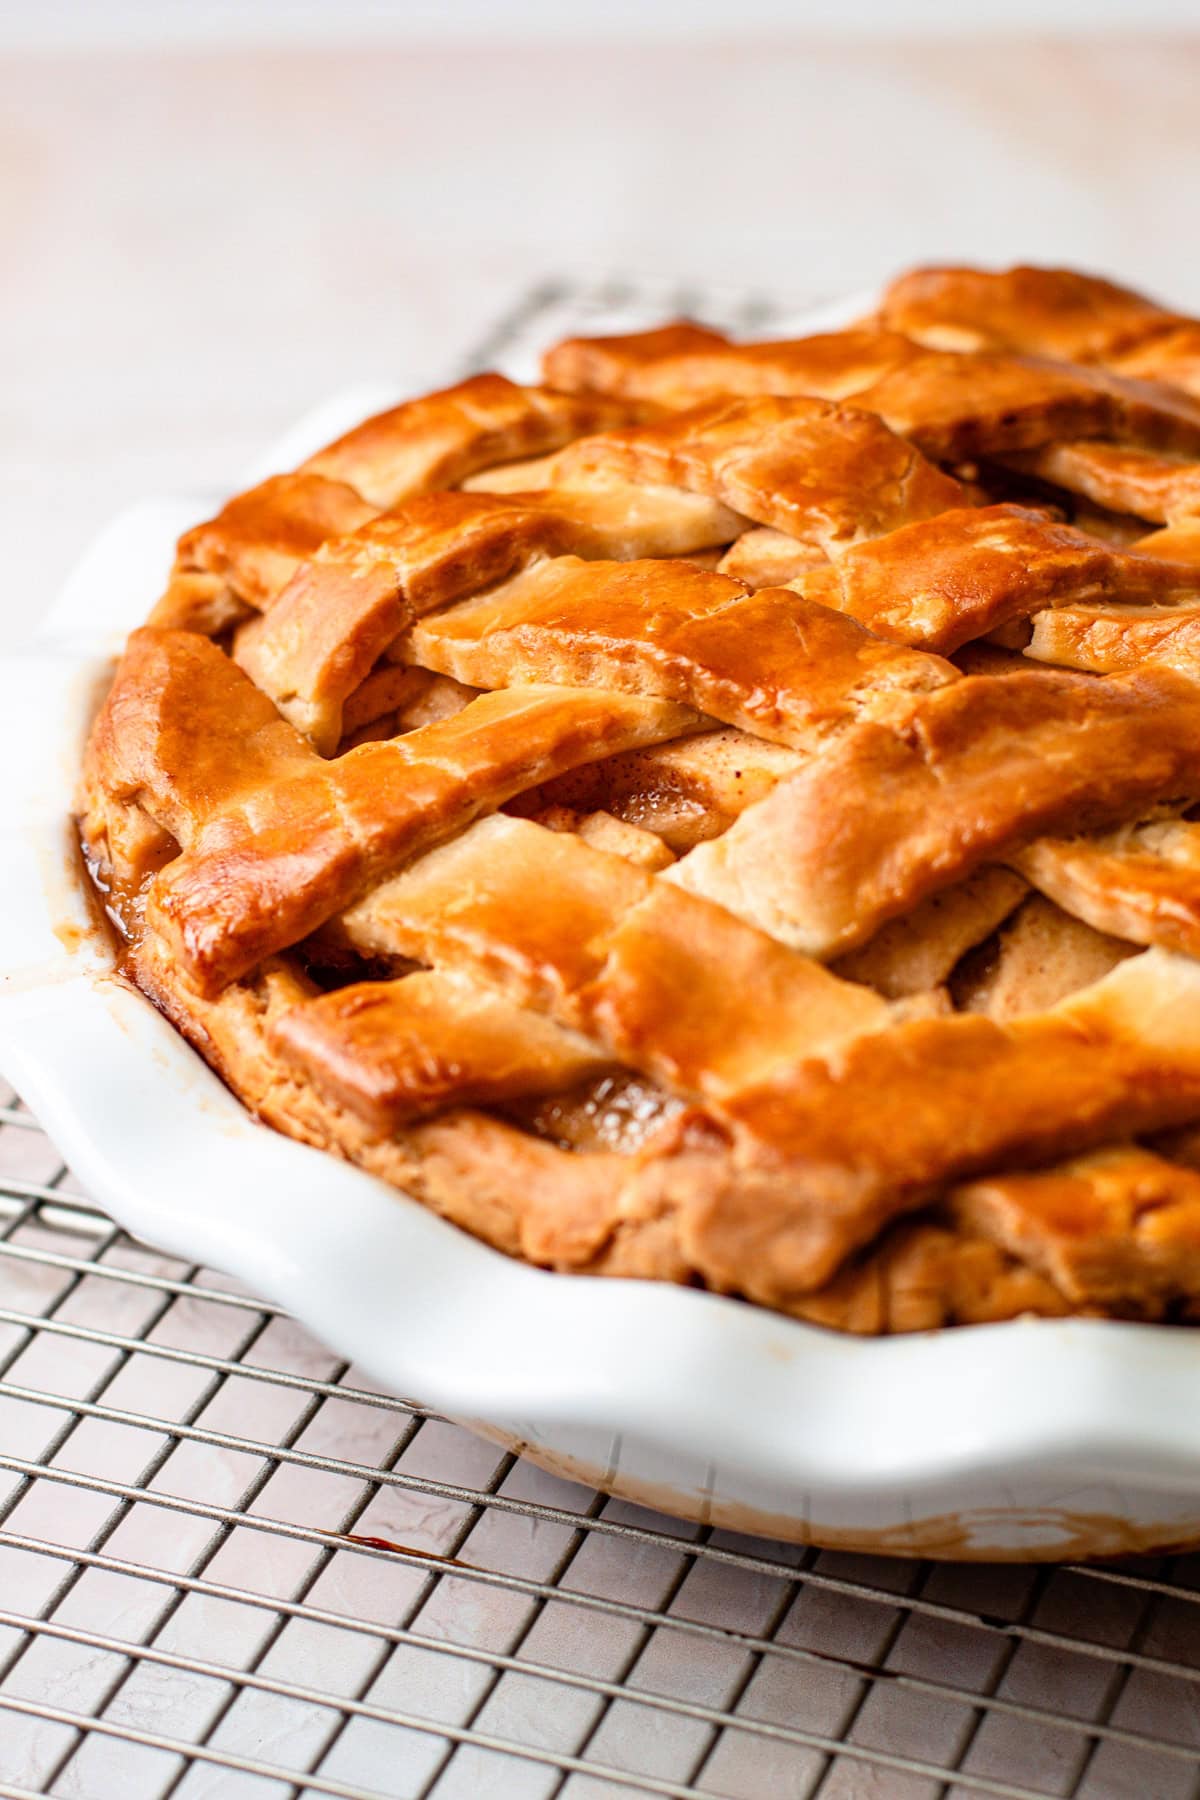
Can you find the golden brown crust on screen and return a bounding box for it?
[271,971,614,1131]
[670,664,1200,957]
[877,264,1177,361]
[126,923,1082,1326]
[1002,441,1200,525]
[856,352,1200,462]
[709,951,1200,1298]
[300,373,641,507]
[541,321,733,401]
[79,626,310,875]
[147,683,698,994]
[716,527,827,586]
[1136,521,1200,566]
[1012,822,1200,960]
[877,265,1200,410]
[549,395,966,549]
[129,930,664,1272]
[878,264,1200,404]
[1027,600,1200,676]
[547,309,1200,462]
[797,504,1200,654]
[787,1220,1074,1334]
[543,322,922,407]
[338,814,890,1101]
[152,473,379,634]
[1111,324,1200,398]
[78,263,1200,1333]
[952,1146,1200,1310]
[234,486,744,752]
[411,556,958,750]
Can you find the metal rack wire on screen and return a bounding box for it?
[6,281,1200,1800]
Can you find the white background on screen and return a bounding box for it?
[4,0,1200,42]
[4,7,1200,643]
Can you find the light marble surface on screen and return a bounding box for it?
[4,38,1200,647]
[7,0,1200,43]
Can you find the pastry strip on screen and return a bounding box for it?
[669,664,1200,956]
[1012,821,1200,959]
[86,630,700,993]
[707,950,1200,1298]
[152,473,379,634]
[795,504,1200,654]
[1027,600,1200,675]
[952,1146,1200,1309]
[550,395,965,549]
[1002,441,1200,525]
[412,556,958,750]
[301,372,641,507]
[232,486,743,750]
[339,813,890,1102]
[271,970,614,1131]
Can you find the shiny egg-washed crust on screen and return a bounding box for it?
[78,263,1200,1331]
[876,264,1200,393]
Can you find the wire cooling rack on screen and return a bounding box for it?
[8,280,1200,1800]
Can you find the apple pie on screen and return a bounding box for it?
[78,263,1200,1334]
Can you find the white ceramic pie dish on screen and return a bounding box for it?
[10,370,1200,1563]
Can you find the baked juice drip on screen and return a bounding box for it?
[75,263,1200,1331]
[78,835,152,961]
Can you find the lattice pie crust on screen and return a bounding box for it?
[78,264,1200,1333]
